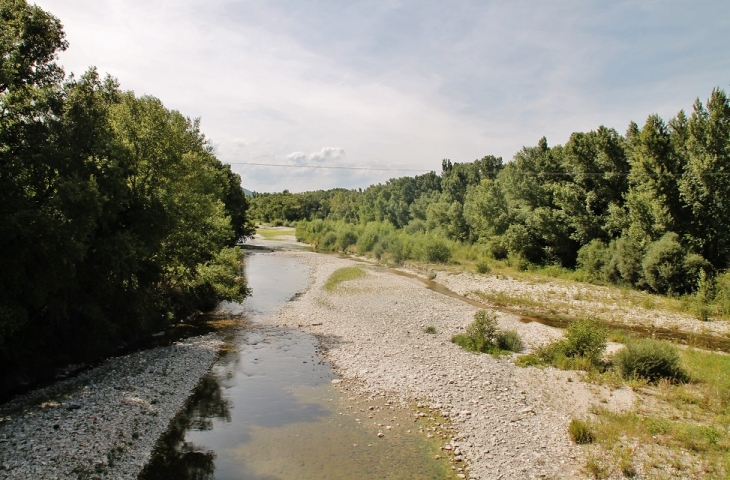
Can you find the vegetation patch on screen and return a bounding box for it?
[579,346,730,477]
[256,227,294,239]
[518,319,608,372]
[424,326,437,334]
[324,266,367,291]
[569,418,595,444]
[451,310,523,355]
[613,338,688,383]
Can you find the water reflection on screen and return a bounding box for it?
[139,373,231,480]
[139,253,452,479]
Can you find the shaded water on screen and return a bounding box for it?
[139,254,452,480]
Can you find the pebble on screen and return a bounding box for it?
[267,251,587,479]
[0,335,222,479]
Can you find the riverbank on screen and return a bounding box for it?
[0,334,221,479]
[264,249,641,479]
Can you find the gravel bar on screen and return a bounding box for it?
[264,250,639,480]
[0,334,222,479]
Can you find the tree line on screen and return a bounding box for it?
[0,0,254,388]
[253,88,730,299]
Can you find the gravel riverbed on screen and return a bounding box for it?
[0,334,221,479]
[265,250,636,480]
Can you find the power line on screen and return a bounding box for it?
[227,162,433,172]
[227,162,730,177]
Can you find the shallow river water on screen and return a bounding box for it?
[138,253,452,480]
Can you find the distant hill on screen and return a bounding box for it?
[243,188,253,197]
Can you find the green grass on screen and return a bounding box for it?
[256,227,295,239]
[424,326,437,334]
[324,266,366,291]
[584,348,730,477]
[569,418,595,444]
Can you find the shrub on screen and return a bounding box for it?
[569,418,595,444]
[464,309,498,352]
[532,320,608,370]
[422,236,451,263]
[486,237,508,260]
[613,339,687,383]
[452,310,524,355]
[503,224,532,257]
[404,219,426,235]
[320,231,338,250]
[577,239,611,280]
[356,227,379,253]
[508,253,529,271]
[607,236,644,286]
[561,319,607,364]
[336,229,358,251]
[475,257,491,274]
[424,326,437,334]
[642,232,706,295]
[495,330,523,352]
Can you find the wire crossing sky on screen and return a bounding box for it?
[37,0,730,192]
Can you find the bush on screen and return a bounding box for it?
[356,226,379,253]
[562,319,607,364]
[607,236,644,286]
[613,339,687,383]
[577,239,611,280]
[404,219,426,235]
[475,257,491,274]
[320,231,338,250]
[642,232,707,295]
[336,229,358,251]
[452,310,524,355]
[486,237,508,260]
[424,326,437,334]
[422,236,451,263]
[508,253,529,271]
[569,418,595,444]
[532,319,607,370]
[464,309,498,351]
[495,330,523,352]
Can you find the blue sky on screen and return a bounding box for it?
[36,0,730,192]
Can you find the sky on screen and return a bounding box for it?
[35,0,730,193]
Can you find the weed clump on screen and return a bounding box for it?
[451,310,523,354]
[569,418,595,444]
[523,319,608,371]
[613,339,687,383]
[475,257,491,274]
[424,326,437,334]
[495,330,523,352]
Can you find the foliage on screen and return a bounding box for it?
[561,319,608,363]
[526,320,608,371]
[0,0,253,388]
[495,330,523,352]
[424,326,437,334]
[475,257,491,274]
[451,309,522,354]
[258,85,730,307]
[613,339,688,383]
[569,418,595,444]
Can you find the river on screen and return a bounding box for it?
[138,252,452,480]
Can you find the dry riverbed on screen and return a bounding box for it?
[266,249,637,479]
[0,335,221,479]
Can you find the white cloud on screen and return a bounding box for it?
[34,0,730,193]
